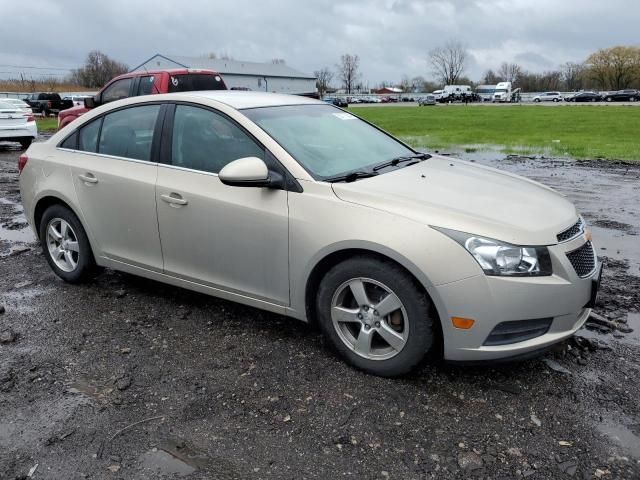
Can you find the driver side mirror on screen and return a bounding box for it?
[84,95,100,109]
[219,157,283,189]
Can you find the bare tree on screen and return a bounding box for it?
[481,69,500,84]
[561,62,585,91]
[336,54,361,94]
[69,50,128,88]
[586,46,640,90]
[399,75,412,92]
[429,41,467,85]
[498,63,522,84]
[314,67,334,97]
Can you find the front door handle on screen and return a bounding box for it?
[160,193,188,206]
[78,173,98,184]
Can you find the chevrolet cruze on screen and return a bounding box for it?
[18,92,601,377]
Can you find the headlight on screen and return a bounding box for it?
[435,228,552,277]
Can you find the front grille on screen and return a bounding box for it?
[566,241,596,278]
[557,218,584,242]
[483,318,553,346]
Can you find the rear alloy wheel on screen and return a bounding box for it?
[316,256,435,377]
[631,97,637,102]
[39,204,96,283]
[606,97,612,102]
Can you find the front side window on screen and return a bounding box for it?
[171,105,263,173]
[101,78,133,103]
[98,105,160,160]
[243,104,415,179]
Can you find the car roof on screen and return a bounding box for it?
[168,91,323,109]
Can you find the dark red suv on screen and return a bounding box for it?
[58,69,227,129]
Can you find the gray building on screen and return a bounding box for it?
[131,54,317,95]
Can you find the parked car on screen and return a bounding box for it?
[19,91,601,377]
[565,92,602,102]
[418,95,436,106]
[57,68,227,129]
[602,89,640,102]
[24,93,74,117]
[0,100,37,149]
[1,98,33,114]
[533,92,563,102]
[325,97,348,108]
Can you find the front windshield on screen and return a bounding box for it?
[243,104,415,179]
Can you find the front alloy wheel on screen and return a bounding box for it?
[331,278,409,361]
[316,256,435,377]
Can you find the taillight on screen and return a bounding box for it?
[18,154,28,174]
[25,114,35,122]
[47,101,52,108]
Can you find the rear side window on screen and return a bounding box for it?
[60,131,78,149]
[78,118,102,153]
[98,105,160,161]
[170,105,262,173]
[168,74,226,93]
[138,76,155,95]
[102,78,133,103]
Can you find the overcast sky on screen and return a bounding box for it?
[1,0,638,86]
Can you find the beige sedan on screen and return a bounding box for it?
[18,92,601,376]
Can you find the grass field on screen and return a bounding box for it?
[36,117,58,132]
[350,105,640,161]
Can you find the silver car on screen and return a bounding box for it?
[18,92,601,376]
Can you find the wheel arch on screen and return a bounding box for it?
[34,195,86,241]
[303,246,443,343]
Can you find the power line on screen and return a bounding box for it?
[0,64,75,71]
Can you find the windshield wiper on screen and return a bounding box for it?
[372,152,431,171]
[324,170,379,183]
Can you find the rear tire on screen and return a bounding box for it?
[534,98,540,103]
[39,204,96,283]
[316,256,435,377]
[19,138,32,149]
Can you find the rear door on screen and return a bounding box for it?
[66,103,165,270]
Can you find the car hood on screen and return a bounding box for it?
[331,155,577,246]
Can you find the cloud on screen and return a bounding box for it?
[0,0,638,85]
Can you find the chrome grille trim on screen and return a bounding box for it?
[566,241,597,278]
[557,217,584,243]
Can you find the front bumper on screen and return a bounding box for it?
[434,233,599,362]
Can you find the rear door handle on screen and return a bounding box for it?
[78,173,98,184]
[160,193,188,206]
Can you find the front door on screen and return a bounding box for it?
[155,104,289,305]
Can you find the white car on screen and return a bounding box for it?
[18,91,600,376]
[1,98,33,114]
[0,100,37,149]
[533,92,564,103]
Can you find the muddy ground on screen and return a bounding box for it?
[0,139,639,480]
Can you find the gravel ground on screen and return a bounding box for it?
[1,140,639,479]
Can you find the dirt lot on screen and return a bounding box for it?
[1,140,639,479]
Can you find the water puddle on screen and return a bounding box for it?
[577,313,640,348]
[0,198,36,257]
[139,440,208,477]
[0,285,52,313]
[596,415,640,459]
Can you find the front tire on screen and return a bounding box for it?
[534,98,541,103]
[316,256,435,377]
[39,204,96,283]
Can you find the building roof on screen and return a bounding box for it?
[131,54,316,80]
[171,90,322,109]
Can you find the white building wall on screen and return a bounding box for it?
[134,57,316,95]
